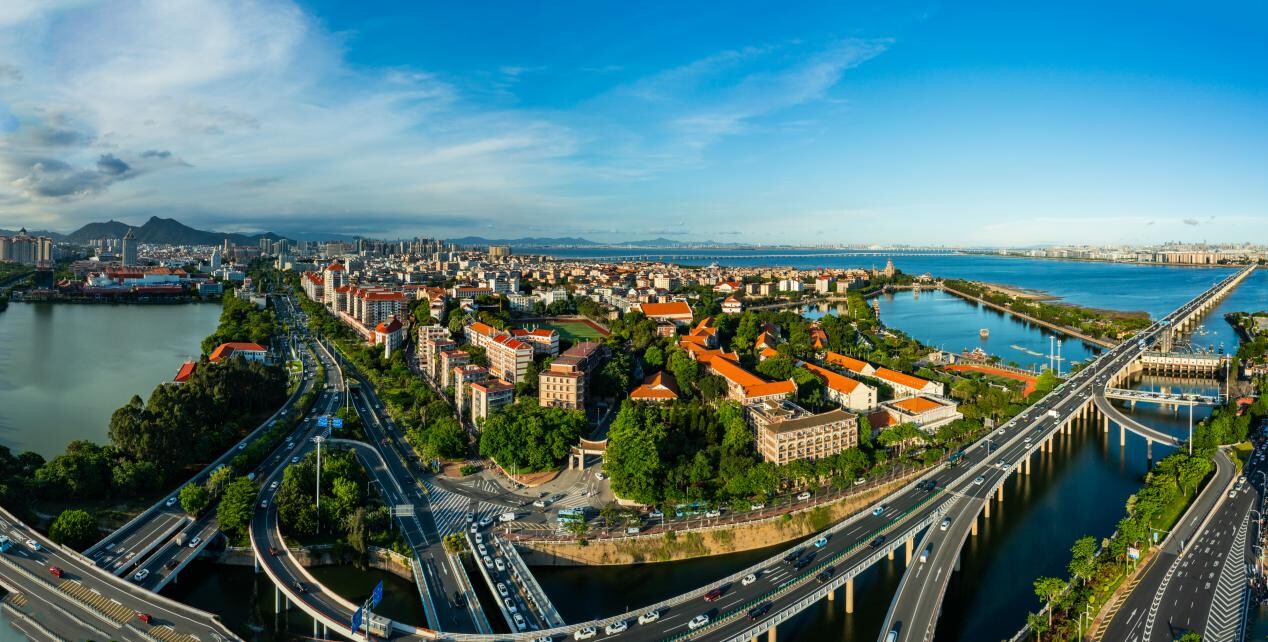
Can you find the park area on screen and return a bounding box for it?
[515,317,610,343]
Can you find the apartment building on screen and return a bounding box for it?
[538,341,607,410]
[487,334,534,384]
[471,379,515,422]
[748,398,858,465]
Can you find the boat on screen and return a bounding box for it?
[1010,344,1044,357]
[979,328,990,339]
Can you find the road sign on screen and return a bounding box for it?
[317,416,329,428]
[332,418,344,429]
[351,607,362,634]
[1127,546,1140,560]
[371,580,384,608]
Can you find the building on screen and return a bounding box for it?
[173,360,197,383]
[699,353,796,404]
[748,398,858,465]
[799,362,878,412]
[680,317,719,349]
[875,395,963,433]
[826,352,877,377]
[538,341,606,410]
[417,325,451,376]
[301,271,325,302]
[438,350,471,388]
[488,245,512,259]
[373,318,405,355]
[321,262,348,308]
[510,327,560,356]
[487,334,534,384]
[629,371,679,402]
[451,364,489,414]
[471,379,515,422]
[121,229,137,266]
[0,228,54,265]
[874,367,944,398]
[721,296,743,315]
[208,342,269,363]
[635,301,694,326]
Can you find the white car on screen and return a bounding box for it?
[940,518,952,531]
[497,582,509,597]
[24,539,40,552]
[973,476,986,485]
[705,510,721,518]
[483,555,493,569]
[604,620,628,635]
[637,610,660,624]
[574,628,597,640]
[513,613,528,631]
[187,536,201,548]
[165,496,178,508]
[750,503,765,511]
[270,481,279,490]
[474,533,484,544]
[495,558,506,572]
[238,442,247,450]
[504,598,517,614]
[688,614,710,630]
[741,573,758,586]
[132,569,150,582]
[997,428,1005,435]
[796,491,812,501]
[478,543,488,556]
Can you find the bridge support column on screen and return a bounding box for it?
[984,499,991,519]
[1120,423,1125,447]
[971,515,978,537]
[768,626,776,642]
[274,585,280,612]
[1103,414,1109,433]
[254,556,260,573]
[1024,453,1031,475]
[888,547,894,561]
[845,578,854,613]
[827,586,834,601]
[906,537,914,566]
[996,484,1003,502]
[1147,438,1153,462]
[954,553,961,572]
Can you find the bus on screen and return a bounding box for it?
[674,501,707,518]
[946,449,967,469]
[556,508,586,531]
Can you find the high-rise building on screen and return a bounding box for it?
[0,228,54,265]
[121,229,137,266]
[210,248,223,270]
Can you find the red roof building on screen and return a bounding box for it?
[208,342,269,363]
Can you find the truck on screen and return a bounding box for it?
[1047,410,1059,419]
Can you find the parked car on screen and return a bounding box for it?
[796,491,812,501]
[750,502,765,510]
[704,509,721,518]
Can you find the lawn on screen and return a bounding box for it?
[518,319,608,343]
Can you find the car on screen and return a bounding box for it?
[595,472,607,481]
[25,539,40,551]
[784,548,804,564]
[973,475,986,486]
[187,536,201,548]
[748,603,772,620]
[1229,489,1238,498]
[750,503,765,510]
[479,516,494,528]
[293,580,306,593]
[637,610,661,624]
[688,614,710,630]
[268,546,279,556]
[483,555,493,569]
[997,428,1005,435]
[814,536,829,548]
[741,573,758,586]
[270,481,279,490]
[574,628,597,640]
[940,517,952,531]
[504,598,517,614]
[793,551,816,569]
[531,637,554,642]
[474,533,484,544]
[290,456,299,464]
[872,504,887,516]
[48,566,63,578]
[919,545,932,563]
[260,499,269,508]
[137,612,153,624]
[703,588,723,601]
[286,442,295,450]
[796,491,812,501]
[466,512,476,523]
[165,496,179,508]
[165,559,178,570]
[513,613,528,631]
[705,509,721,518]
[533,499,549,508]
[886,625,901,642]
[238,442,247,450]
[604,620,628,634]
[469,524,479,534]
[132,569,150,582]
[648,510,664,520]
[869,536,886,548]
[478,543,488,556]
[854,477,866,486]
[495,558,506,572]
[817,566,836,583]
[500,512,517,522]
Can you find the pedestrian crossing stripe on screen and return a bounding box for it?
[422,480,508,536]
[56,580,133,623]
[5,592,26,607]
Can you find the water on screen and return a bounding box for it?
[160,560,425,641]
[0,302,221,458]
[546,249,1234,318]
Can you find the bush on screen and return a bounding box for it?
[459,464,480,476]
[48,509,97,549]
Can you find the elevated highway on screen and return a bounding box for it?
[879,264,1254,642]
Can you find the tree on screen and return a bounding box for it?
[667,349,700,398]
[755,356,795,381]
[1026,612,1049,639]
[216,476,258,539]
[697,374,727,401]
[49,509,97,549]
[1068,535,1099,586]
[206,465,233,498]
[180,483,212,515]
[643,346,665,371]
[478,400,585,472]
[346,507,368,563]
[111,460,161,496]
[1033,576,1066,626]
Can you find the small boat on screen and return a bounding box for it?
[979,328,990,339]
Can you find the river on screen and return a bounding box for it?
[0,302,222,458]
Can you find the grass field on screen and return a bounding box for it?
[517,318,608,343]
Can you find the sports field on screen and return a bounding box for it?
[516,317,609,342]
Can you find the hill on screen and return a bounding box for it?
[65,217,279,246]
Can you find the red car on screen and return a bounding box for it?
[137,613,152,624]
[48,566,63,578]
[268,546,279,557]
[703,588,723,602]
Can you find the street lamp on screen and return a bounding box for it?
[312,434,326,534]
[1079,604,1093,641]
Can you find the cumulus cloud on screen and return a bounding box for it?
[8,154,137,199]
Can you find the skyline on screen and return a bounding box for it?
[2,2,1266,244]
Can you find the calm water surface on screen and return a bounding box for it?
[0,302,220,457]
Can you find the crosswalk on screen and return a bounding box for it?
[552,481,592,510]
[56,580,134,624]
[1206,510,1249,641]
[4,592,26,608]
[422,479,507,536]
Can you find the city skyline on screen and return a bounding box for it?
[2,2,1266,245]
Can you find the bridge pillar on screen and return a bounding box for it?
[254,556,260,573]
[1024,453,1031,476]
[971,515,978,537]
[768,626,776,642]
[888,547,894,561]
[905,537,914,566]
[1147,438,1153,462]
[984,499,991,519]
[827,586,834,601]
[1103,414,1109,433]
[1120,423,1126,447]
[954,553,961,572]
[997,484,1003,503]
[845,578,854,613]
[275,585,280,612]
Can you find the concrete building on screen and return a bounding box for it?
[438,350,470,388]
[451,364,489,415]
[121,229,137,266]
[208,342,269,364]
[321,262,348,308]
[799,362,878,412]
[748,398,858,465]
[875,395,963,434]
[471,379,515,422]
[699,353,796,404]
[487,334,534,384]
[538,341,606,410]
[510,327,560,356]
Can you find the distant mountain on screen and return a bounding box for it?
[0,228,62,239]
[65,216,280,246]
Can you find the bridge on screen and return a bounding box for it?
[549,250,965,262]
[1103,387,1222,406]
[879,264,1255,642]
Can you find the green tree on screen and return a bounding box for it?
[206,465,233,498]
[643,346,665,370]
[697,374,727,401]
[755,356,795,380]
[48,509,97,549]
[1033,576,1066,626]
[180,483,212,515]
[1068,535,1099,586]
[1026,612,1049,639]
[216,476,258,539]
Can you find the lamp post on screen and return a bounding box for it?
[1079,604,1093,641]
[1187,398,1194,456]
[312,434,326,535]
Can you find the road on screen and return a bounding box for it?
[880,265,1252,642]
[1100,446,1255,642]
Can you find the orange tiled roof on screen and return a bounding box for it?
[325,262,345,271]
[826,351,871,373]
[173,360,197,383]
[638,301,693,318]
[630,371,679,400]
[468,321,497,337]
[208,342,267,362]
[801,362,861,394]
[759,346,780,359]
[892,396,946,414]
[875,367,933,392]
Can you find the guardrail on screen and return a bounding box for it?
[464,531,515,629]
[111,516,189,577]
[446,552,493,634]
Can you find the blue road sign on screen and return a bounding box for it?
[317,416,329,428]
[351,607,362,634]
[371,580,384,608]
[332,417,344,429]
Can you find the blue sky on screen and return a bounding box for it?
[1,1,1265,244]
